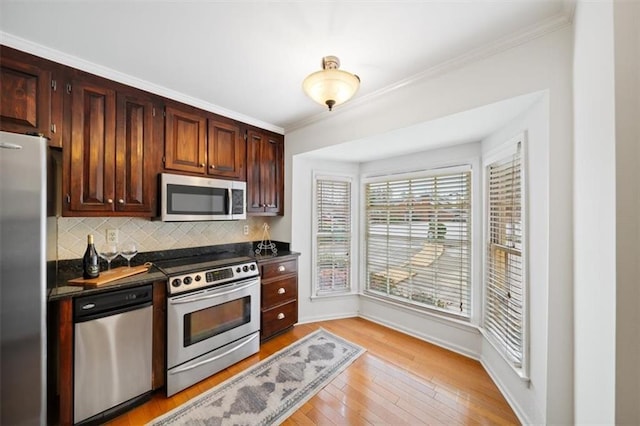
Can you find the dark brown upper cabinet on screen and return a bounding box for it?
[207,119,244,180]
[0,46,63,147]
[246,129,284,216]
[63,74,160,216]
[64,76,117,214]
[114,89,159,214]
[164,104,207,174]
[164,103,245,180]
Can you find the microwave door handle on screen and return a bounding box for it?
[227,188,232,215]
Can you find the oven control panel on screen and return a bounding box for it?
[168,261,258,294]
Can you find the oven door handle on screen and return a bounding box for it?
[169,280,258,305]
[168,333,259,375]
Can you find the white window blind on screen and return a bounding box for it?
[484,141,525,368]
[365,168,472,318]
[314,176,351,295]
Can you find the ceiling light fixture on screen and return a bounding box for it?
[302,56,360,111]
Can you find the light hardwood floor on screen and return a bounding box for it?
[107,317,519,425]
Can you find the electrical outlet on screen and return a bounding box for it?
[243,225,249,236]
[106,229,118,244]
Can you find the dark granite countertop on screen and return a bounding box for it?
[48,241,299,302]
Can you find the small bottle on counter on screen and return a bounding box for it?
[82,234,100,279]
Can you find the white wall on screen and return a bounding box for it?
[286,26,574,424]
[480,94,550,424]
[572,2,617,423]
[613,1,640,423]
[291,157,360,322]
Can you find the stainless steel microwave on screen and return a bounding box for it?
[160,173,246,221]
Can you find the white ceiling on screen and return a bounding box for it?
[0,1,572,134]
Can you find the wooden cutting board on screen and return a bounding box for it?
[68,264,152,287]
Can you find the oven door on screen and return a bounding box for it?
[166,277,260,369]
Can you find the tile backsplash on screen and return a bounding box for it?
[56,216,272,260]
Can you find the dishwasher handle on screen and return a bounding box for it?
[74,284,153,322]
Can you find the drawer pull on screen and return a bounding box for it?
[277,313,285,320]
[277,287,286,295]
[278,265,286,272]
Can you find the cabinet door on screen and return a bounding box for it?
[164,105,206,174]
[207,120,243,179]
[246,130,265,213]
[0,52,51,138]
[114,91,156,213]
[261,134,283,215]
[66,78,116,213]
[246,130,284,215]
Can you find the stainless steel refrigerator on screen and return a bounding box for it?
[0,131,54,425]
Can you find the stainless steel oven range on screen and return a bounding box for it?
[156,255,260,397]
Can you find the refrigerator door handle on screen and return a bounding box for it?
[0,142,22,150]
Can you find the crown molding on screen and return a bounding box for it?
[0,32,284,135]
[284,11,573,133]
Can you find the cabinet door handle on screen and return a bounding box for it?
[277,287,285,295]
[209,164,215,169]
[277,265,285,272]
[277,313,285,320]
[107,198,113,204]
[118,199,124,204]
[200,163,205,167]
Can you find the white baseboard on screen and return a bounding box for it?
[297,312,359,325]
[480,356,531,425]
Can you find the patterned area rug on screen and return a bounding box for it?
[148,329,365,426]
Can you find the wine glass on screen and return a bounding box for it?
[98,243,119,271]
[120,241,138,268]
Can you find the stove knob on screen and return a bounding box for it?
[195,275,201,282]
[236,267,241,273]
[242,265,249,272]
[171,278,181,288]
[184,276,193,285]
[249,264,256,271]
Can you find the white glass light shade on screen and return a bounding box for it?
[302,62,360,111]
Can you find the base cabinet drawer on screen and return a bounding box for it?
[261,259,297,280]
[261,300,297,339]
[261,276,297,307]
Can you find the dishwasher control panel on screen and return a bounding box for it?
[73,284,153,322]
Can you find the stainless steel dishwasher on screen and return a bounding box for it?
[73,285,153,425]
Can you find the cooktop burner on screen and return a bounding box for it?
[155,253,259,295]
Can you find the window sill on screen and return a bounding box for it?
[310,291,359,301]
